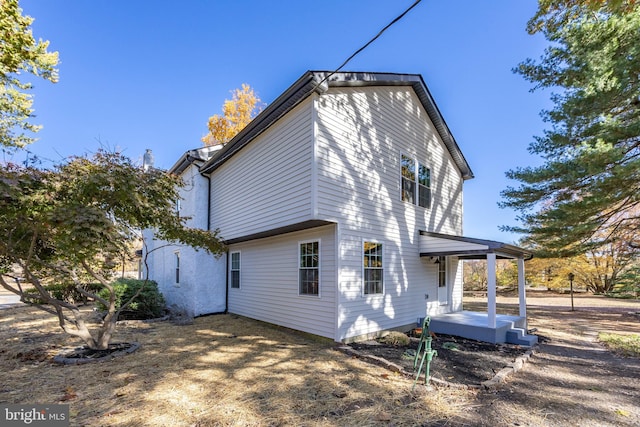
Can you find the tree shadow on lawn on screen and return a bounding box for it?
[461,296,640,427]
[470,324,640,427]
[1,307,474,426]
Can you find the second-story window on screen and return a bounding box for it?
[401,154,416,204]
[418,163,431,208]
[401,154,431,208]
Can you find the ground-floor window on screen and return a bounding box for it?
[230,251,240,289]
[363,241,383,294]
[438,256,446,287]
[299,241,319,295]
[174,251,180,284]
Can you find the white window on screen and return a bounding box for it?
[438,256,447,288]
[230,251,240,289]
[299,241,319,296]
[401,154,431,208]
[174,252,180,284]
[418,163,431,208]
[401,154,416,204]
[363,241,383,295]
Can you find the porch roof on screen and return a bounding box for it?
[419,231,533,260]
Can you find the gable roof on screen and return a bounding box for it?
[200,71,474,180]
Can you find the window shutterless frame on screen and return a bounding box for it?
[174,251,180,284]
[363,240,383,295]
[230,251,240,289]
[400,152,431,209]
[299,240,320,296]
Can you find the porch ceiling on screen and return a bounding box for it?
[419,231,533,260]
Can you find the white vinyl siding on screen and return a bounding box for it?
[227,225,336,339]
[313,87,464,341]
[315,87,463,234]
[209,100,314,240]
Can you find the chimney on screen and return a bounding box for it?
[142,149,154,171]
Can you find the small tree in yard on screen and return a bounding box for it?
[0,0,58,149]
[0,151,225,350]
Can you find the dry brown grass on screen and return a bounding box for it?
[5,292,638,426]
[0,305,474,426]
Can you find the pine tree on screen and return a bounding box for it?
[501,1,640,256]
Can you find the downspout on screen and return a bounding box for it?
[204,172,211,232]
[225,249,229,314]
[204,170,228,314]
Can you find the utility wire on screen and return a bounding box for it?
[314,0,423,90]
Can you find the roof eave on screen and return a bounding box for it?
[419,230,532,260]
[200,71,474,180]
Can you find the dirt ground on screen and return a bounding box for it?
[463,291,640,427]
[348,333,526,386]
[0,289,639,426]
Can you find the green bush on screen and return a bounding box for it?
[23,282,103,304]
[97,278,165,320]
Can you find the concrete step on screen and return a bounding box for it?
[506,328,538,347]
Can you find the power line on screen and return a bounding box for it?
[314,0,423,90]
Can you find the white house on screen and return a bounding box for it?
[144,71,536,345]
[143,145,227,317]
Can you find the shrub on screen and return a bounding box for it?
[23,282,103,304]
[97,278,165,320]
[379,331,410,347]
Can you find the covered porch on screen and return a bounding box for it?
[420,231,537,346]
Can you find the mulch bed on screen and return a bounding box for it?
[53,341,140,365]
[348,333,529,386]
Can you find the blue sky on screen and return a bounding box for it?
[17,0,551,243]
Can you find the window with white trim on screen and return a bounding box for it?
[401,154,416,204]
[438,256,446,288]
[363,241,383,294]
[230,251,240,289]
[299,241,319,295]
[401,154,431,208]
[174,251,180,284]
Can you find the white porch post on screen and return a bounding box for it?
[518,257,527,321]
[487,252,497,328]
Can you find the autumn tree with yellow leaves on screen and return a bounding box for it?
[202,84,261,146]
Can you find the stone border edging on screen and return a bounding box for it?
[480,345,538,389]
[337,343,539,390]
